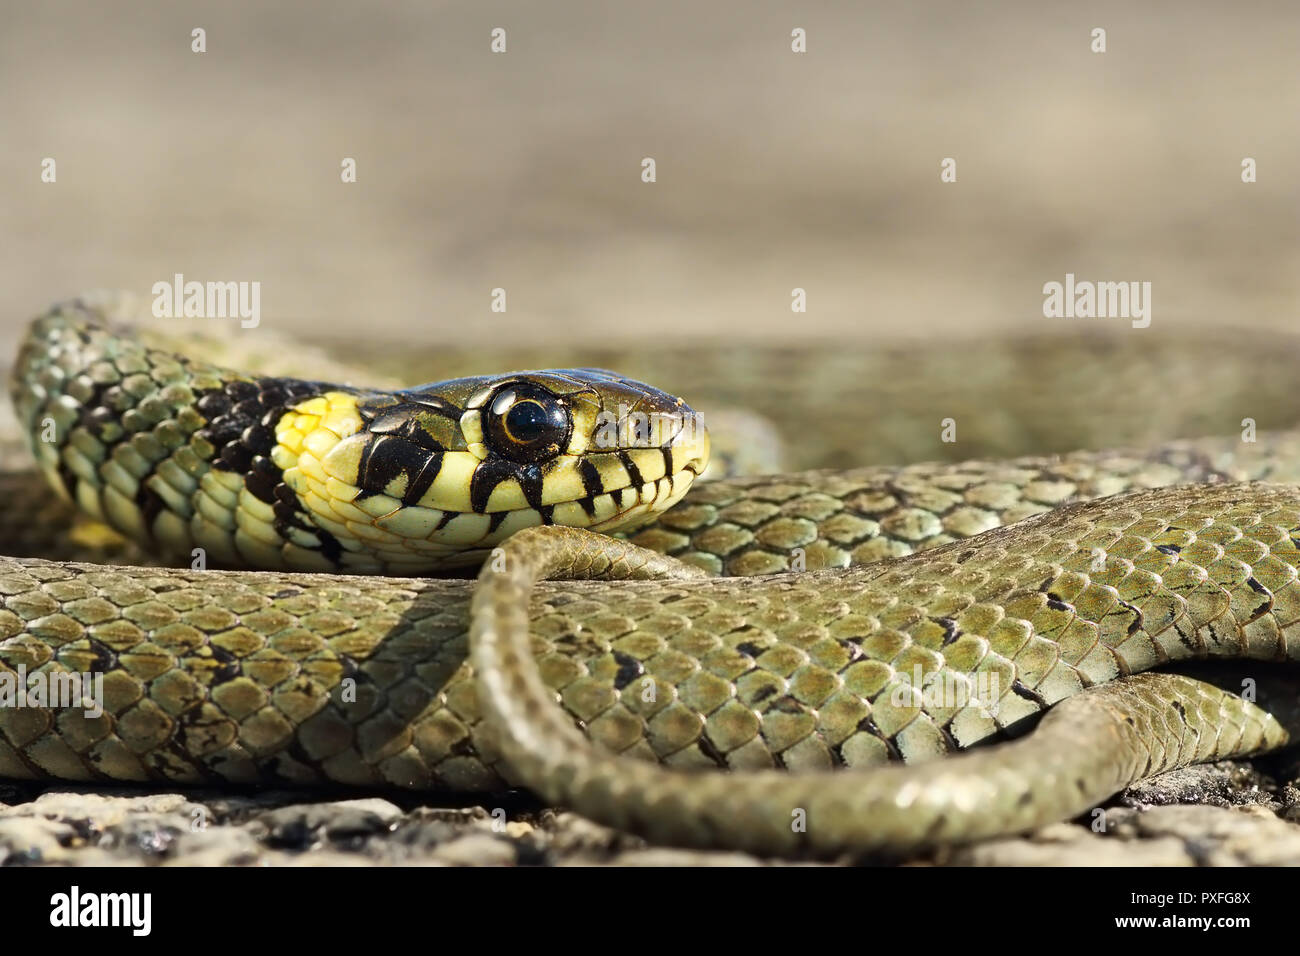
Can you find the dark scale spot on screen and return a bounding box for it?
[263,819,313,851]
[355,434,432,500]
[270,475,347,567]
[258,382,289,407]
[74,379,122,437]
[751,683,779,703]
[736,641,765,658]
[612,651,643,690]
[202,422,244,453]
[232,397,263,421]
[618,451,644,488]
[196,392,232,419]
[486,511,509,534]
[241,422,275,456]
[518,464,546,511]
[1155,544,1182,555]
[1010,680,1046,706]
[225,380,258,402]
[244,456,281,504]
[539,504,555,525]
[1246,576,1269,595]
[403,452,444,507]
[272,486,301,526]
[207,644,241,684]
[1245,595,1273,623]
[1115,598,1143,636]
[471,458,526,515]
[696,734,726,767]
[936,724,960,753]
[884,731,911,761]
[83,638,118,676]
[219,441,254,474]
[85,405,118,435]
[273,588,301,599]
[579,458,603,499]
[934,616,960,646]
[1172,699,1187,721]
[315,528,343,563]
[135,483,167,537]
[56,460,79,500]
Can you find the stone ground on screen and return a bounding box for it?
[2,756,1298,866]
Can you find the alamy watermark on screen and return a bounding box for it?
[593,404,706,450]
[1042,273,1151,328]
[152,273,260,328]
[888,664,1001,715]
[0,665,104,718]
[49,886,151,936]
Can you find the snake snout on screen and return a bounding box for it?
[572,373,710,533]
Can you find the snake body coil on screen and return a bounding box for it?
[4,299,1300,857]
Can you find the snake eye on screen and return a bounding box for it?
[483,382,572,463]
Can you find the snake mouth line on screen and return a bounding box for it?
[586,458,704,533]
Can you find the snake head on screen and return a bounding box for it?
[275,369,709,571]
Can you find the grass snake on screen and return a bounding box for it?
[4,296,1300,857]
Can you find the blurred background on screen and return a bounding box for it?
[1,0,1297,358]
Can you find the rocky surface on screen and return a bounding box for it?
[2,756,1297,866]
